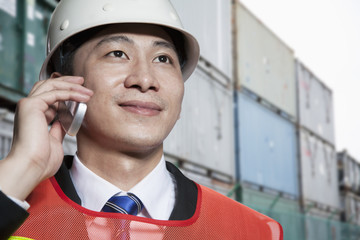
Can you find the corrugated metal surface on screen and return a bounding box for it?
[304,205,343,236]
[0,109,14,159]
[22,0,53,93]
[170,0,232,78]
[240,186,304,240]
[305,212,342,240]
[0,0,21,92]
[241,186,300,212]
[235,2,296,119]
[304,207,342,240]
[182,169,233,197]
[342,192,360,225]
[164,64,235,177]
[236,92,298,196]
[0,0,54,103]
[338,151,360,193]
[165,155,235,198]
[0,108,77,158]
[300,128,340,209]
[296,60,335,145]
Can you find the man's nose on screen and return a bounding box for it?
[123,61,160,92]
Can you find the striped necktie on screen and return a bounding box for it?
[101,193,144,215]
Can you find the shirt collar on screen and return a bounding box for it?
[69,154,175,220]
[130,155,175,220]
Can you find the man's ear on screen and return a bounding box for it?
[50,72,62,79]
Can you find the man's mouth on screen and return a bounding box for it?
[119,100,162,116]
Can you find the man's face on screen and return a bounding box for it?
[73,24,184,154]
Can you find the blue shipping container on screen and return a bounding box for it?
[236,92,298,196]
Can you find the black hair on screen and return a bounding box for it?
[162,26,186,70]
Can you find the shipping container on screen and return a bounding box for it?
[236,92,298,196]
[22,0,54,94]
[241,185,300,213]
[0,108,14,159]
[341,225,360,240]
[0,0,55,104]
[0,0,22,102]
[170,0,232,78]
[166,154,235,198]
[234,2,296,119]
[239,182,354,240]
[240,186,304,240]
[303,206,360,240]
[299,128,341,210]
[341,191,360,226]
[296,60,335,145]
[0,107,77,158]
[338,150,360,194]
[164,62,235,177]
[304,211,342,240]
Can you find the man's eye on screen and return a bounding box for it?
[107,51,126,58]
[154,55,171,63]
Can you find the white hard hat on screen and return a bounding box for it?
[39,0,199,81]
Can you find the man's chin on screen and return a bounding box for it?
[120,142,164,159]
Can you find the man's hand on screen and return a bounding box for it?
[0,75,93,201]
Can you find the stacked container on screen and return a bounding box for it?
[170,0,232,78]
[0,107,79,158]
[236,92,298,196]
[342,191,360,225]
[234,2,298,195]
[338,151,360,194]
[234,0,298,193]
[240,184,305,240]
[0,109,14,159]
[0,0,22,102]
[0,0,55,104]
[296,60,341,238]
[296,61,335,145]
[338,151,360,229]
[0,0,77,157]
[22,0,53,94]
[233,2,300,238]
[234,2,297,120]
[165,0,235,193]
[299,130,340,209]
[164,60,235,194]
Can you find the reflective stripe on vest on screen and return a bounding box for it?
[13,177,283,239]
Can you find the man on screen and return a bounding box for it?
[0,0,283,239]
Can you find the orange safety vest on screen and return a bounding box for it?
[13,177,283,239]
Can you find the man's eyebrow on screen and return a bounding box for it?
[95,35,134,49]
[153,40,177,53]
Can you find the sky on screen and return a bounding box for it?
[240,0,360,161]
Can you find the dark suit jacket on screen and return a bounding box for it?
[0,156,198,240]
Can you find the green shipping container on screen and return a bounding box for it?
[235,185,360,239]
[239,186,305,240]
[22,0,54,93]
[0,0,55,104]
[0,0,21,93]
[305,214,342,240]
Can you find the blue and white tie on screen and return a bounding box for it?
[101,193,144,239]
[102,193,144,215]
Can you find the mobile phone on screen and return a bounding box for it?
[57,101,87,136]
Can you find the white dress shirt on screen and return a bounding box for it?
[69,154,176,220]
